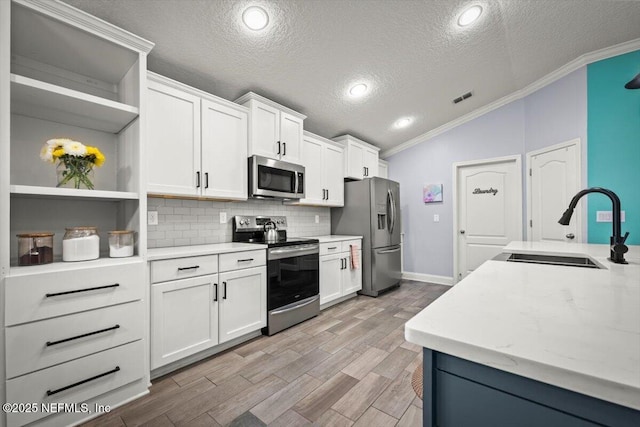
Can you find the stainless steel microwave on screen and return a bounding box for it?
[249,155,305,199]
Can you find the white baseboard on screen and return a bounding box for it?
[402,271,454,286]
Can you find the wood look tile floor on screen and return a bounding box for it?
[82,281,449,427]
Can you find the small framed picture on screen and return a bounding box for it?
[423,183,443,203]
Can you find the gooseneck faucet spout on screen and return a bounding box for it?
[558,187,629,264]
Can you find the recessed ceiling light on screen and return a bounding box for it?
[349,83,368,97]
[394,117,413,128]
[458,5,483,27]
[243,6,269,31]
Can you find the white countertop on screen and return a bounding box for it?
[147,243,266,261]
[405,241,640,410]
[312,235,363,243]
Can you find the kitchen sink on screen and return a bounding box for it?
[493,252,603,269]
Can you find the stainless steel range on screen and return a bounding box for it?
[232,216,319,335]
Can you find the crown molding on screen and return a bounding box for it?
[234,91,307,120]
[381,38,640,159]
[14,0,155,53]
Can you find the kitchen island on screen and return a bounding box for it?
[405,241,640,426]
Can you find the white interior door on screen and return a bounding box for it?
[528,140,581,243]
[455,156,522,282]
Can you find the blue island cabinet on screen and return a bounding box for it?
[422,349,640,427]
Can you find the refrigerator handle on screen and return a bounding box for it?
[386,189,392,232]
[388,189,396,234]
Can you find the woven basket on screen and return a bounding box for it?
[411,362,423,399]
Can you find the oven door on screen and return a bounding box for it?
[249,155,305,199]
[267,246,319,311]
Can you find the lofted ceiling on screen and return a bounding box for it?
[64,0,640,155]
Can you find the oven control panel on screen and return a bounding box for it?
[234,215,288,231]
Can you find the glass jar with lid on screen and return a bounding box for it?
[108,230,134,258]
[17,232,54,266]
[63,227,99,262]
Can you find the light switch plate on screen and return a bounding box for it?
[315,215,319,224]
[220,212,227,224]
[434,214,440,223]
[147,211,158,225]
[597,210,625,222]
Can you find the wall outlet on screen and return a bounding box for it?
[315,215,319,224]
[147,211,159,225]
[597,210,625,222]
[220,212,227,224]
[433,214,440,223]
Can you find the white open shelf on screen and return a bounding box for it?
[9,256,144,277]
[10,74,139,133]
[10,185,139,201]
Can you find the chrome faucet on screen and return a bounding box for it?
[558,187,629,264]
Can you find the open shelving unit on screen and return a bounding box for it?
[3,0,154,267]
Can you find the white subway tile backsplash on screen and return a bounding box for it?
[147,197,331,249]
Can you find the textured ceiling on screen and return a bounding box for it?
[65,0,640,153]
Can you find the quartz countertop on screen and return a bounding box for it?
[147,243,266,261]
[405,241,640,410]
[311,235,363,243]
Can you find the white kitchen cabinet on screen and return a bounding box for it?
[147,73,248,200]
[1,2,152,425]
[219,266,266,343]
[150,249,266,370]
[291,131,344,207]
[378,159,389,178]
[333,135,380,180]
[319,253,343,305]
[151,274,219,369]
[319,239,362,306]
[235,92,306,163]
[147,79,201,196]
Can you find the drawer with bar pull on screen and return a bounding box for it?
[5,301,143,379]
[5,261,144,326]
[5,340,144,427]
[150,254,218,283]
[219,250,266,272]
[320,242,343,256]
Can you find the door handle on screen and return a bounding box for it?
[204,172,209,189]
[277,141,281,155]
[326,189,329,200]
[223,281,227,300]
[283,142,286,156]
[214,283,218,302]
[460,230,465,234]
[566,233,575,239]
[196,171,200,188]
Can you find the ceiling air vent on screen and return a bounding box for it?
[453,91,473,104]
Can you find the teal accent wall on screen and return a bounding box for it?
[587,51,640,245]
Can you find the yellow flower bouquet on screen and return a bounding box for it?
[40,138,105,190]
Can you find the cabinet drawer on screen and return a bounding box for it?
[6,340,144,427]
[219,250,266,272]
[320,242,343,256]
[6,301,143,379]
[151,254,218,283]
[342,239,362,252]
[5,261,144,326]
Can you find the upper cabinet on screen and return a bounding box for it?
[333,135,380,180]
[378,159,389,179]
[235,92,306,164]
[290,131,344,207]
[147,73,248,200]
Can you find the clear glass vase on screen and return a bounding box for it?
[56,158,95,189]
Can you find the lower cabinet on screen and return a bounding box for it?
[320,239,362,306]
[150,251,266,370]
[150,275,219,369]
[219,266,266,343]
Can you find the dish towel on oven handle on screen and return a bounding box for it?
[350,244,359,269]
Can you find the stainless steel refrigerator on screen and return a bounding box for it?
[331,177,401,296]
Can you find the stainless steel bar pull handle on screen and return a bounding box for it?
[46,283,119,298]
[46,325,120,346]
[46,366,120,396]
